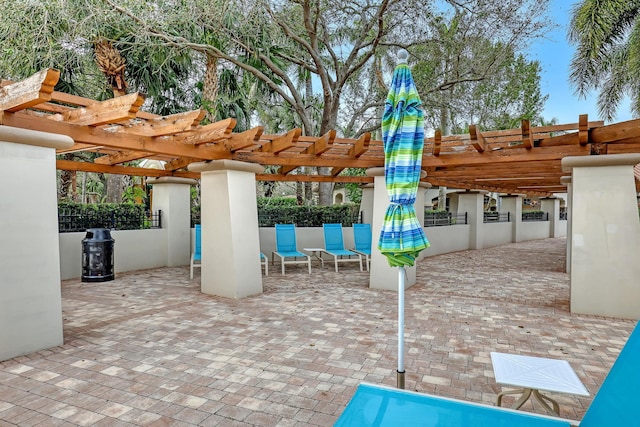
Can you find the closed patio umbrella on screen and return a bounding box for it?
[379,49,430,389]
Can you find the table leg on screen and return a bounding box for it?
[310,251,324,267]
[497,388,560,416]
[532,389,560,416]
[497,388,531,409]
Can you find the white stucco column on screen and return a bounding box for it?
[501,194,524,243]
[540,197,560,238]
[562,154,640,319]
[0,126,73,361]
[366,167,417,291]
[561,176,573,273]
[189,160,264,299]
[148,177,197,267]
[457,191,485,249]
[359,183,374,225]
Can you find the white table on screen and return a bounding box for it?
[303,248,325,267]
[490,352,589,416]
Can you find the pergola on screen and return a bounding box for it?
[3,68,640,196]
[3,68,640,364]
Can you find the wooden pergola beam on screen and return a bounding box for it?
[255,173,372,183]
[579,114,589,145]
[228,127,264,151]
[260,128,301,153]
[3,112,232,160]
[469,125,486,153]
[0,69,59,112]
[60,92,145,126]
[171,118,236,146]
[521,120,534,149]
[348,132,371,157]
[279,165,298,175]
[433,129,442,156]
[94,150,150,165]
[56,159,199,179]
[120,109,205,136]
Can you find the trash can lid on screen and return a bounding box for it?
[85,228,113,240]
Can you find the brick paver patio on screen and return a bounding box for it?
[0,237,635,426]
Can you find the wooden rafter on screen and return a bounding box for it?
[521,120,534,149]
[59,92,145,126]
[469,125,486,153]
[4,68,640,197]
[0,69,59,112]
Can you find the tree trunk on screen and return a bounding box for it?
[203,54,219,123]
[105,174,123,203]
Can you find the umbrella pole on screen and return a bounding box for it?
[397,266,405,389]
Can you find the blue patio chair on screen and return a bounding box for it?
[260,252,268,276]
[351,223,372,271]
[272,224,311,275]
[190,224,201,279]
[335,322,640,427]
[322,223,363,272]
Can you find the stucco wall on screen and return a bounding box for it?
[482,222,512,249]
[519,221,551,241]
[421,225,471,257]
[59,229,167,280]
[59,220,569,280]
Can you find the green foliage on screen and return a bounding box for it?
[569,0,640,121]
[58,202,152,232]
[122,186,147,204]
[257,197,298,207]
[412,8,550,133]
[257,204,361,227]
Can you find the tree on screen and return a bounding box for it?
[410,1,551,133]
[569,0,640,121]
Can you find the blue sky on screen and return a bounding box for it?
[528,0,634,124]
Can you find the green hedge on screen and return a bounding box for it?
[191,203,361,227]
[59,202,153,232]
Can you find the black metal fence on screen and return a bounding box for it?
[484,212,511,223]
[59,209,162,232]
[191,205,362,227]
[522,211,549,222]
[424,211,468,227]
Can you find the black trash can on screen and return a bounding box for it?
[81,228,115,282]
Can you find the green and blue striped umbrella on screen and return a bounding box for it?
[378,58,430,267]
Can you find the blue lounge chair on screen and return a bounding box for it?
[351,223,372,271]
[335,322,640,426]
[272,224,311,275]
[260,252,268,276]
[322,223,363,272]
[190,224,201,279]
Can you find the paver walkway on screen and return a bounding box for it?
[0,237,635,426]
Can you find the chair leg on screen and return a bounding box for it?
[358,255,363,272]
[307,257,311,274]
[334,257,339,272]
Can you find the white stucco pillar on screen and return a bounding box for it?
[540,197,560,238]
[359,183,374,225]
[501,194,524,243]
[366,167,417,291]
[562,154,640,319]
[457,191,485,249]
[561,176,573,274]
[0,126,73,361]
[189,160,264,299]
[148,177,197,267]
